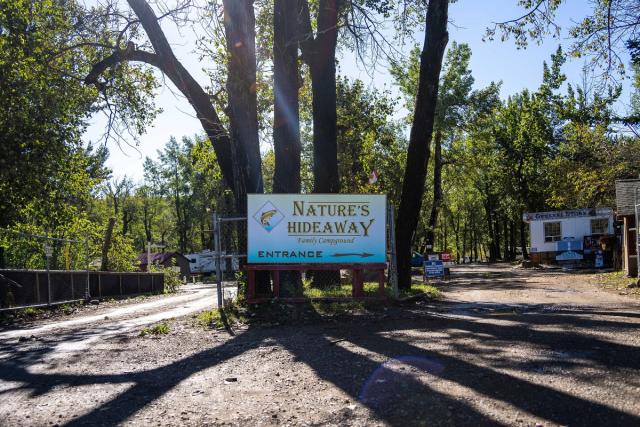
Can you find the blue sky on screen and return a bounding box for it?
[85,0,634,181]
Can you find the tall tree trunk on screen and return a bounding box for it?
[101,217,116,271]
[395,0,449,289]
[509,219,516,260]
[181,204,188,253]
[223,0,263,212]
[121,211,129,237]
[273,0,302,296]
[471,212,477,261]
[494,218,501,261]
[520,214,529,259]
[443,212,448,252]
[200,219,206,250]
[462,220,468,263]
[298,0,340,193]
[297,0,341,287]
[503,218,509,260]
[484,196,497,262]
[143,203,152,243]
[273,0,301,193]
[426,128,443,248]
[453,211,461,262]
[309,65,339,193]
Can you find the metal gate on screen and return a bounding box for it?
[212,213,247,307]
[625,187,640,282]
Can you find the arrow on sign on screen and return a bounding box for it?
[331,252,374,258]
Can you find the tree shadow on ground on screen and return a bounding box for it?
[0,300,639,425]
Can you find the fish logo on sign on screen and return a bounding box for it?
[253,201,284,232]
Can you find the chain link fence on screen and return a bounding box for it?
[0,229,165,310]
[0,229,90,309]
[212,215,247,306]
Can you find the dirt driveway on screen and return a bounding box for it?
[1,265,639,426]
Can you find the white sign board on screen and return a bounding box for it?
[247,194,386,264]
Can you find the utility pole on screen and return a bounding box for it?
[146,241,165,272]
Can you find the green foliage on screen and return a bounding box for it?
[141,135,227,253]
[0,0,109,226]
[148,262,183,294]
[139,322,170,337]
[195,308,224,329]
[22,307,43,317]
[390,40,640,263]
[303,281,382,298]
[195,300,245,329]
[335,77,406,204]
[398,283,442,300]
[60,303,79,315]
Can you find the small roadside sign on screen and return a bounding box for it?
[44,245,53,258]
[427,254,439,261]
[424,260,444,279]
[595,251,604,268]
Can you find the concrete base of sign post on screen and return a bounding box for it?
[245,263,387,303]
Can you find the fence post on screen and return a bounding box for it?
[45,232,52,306]
[388,203,399,299]
[213,213,223,308]
[35,271,40,303]
[84,239,90,300]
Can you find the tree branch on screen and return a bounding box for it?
[296,0,316,63]
[85,42,161,88]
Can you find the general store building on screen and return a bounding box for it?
[523,208,614,265]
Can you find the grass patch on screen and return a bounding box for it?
[195,309,223,328]
[139,322,170,337]
[594,271,639,293]
[194,300,246,329]
[300,278,441,300]
[398,283,442,300]
[59,303,79,315]
[303,281,383,298]
[22,306,43,317]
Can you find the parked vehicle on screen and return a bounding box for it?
[185,250,222,274]
[411,252,425,267]
[186,250,242,275]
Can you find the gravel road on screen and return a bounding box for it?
[1,265,639,426]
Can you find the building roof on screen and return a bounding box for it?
[615,179,640,216]
[137,252,187,266]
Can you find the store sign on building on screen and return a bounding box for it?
[247,194,386,264]
[522,208,612,222]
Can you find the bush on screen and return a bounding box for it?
[149,262,183,293]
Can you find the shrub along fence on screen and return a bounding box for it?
[0,269,165,310]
